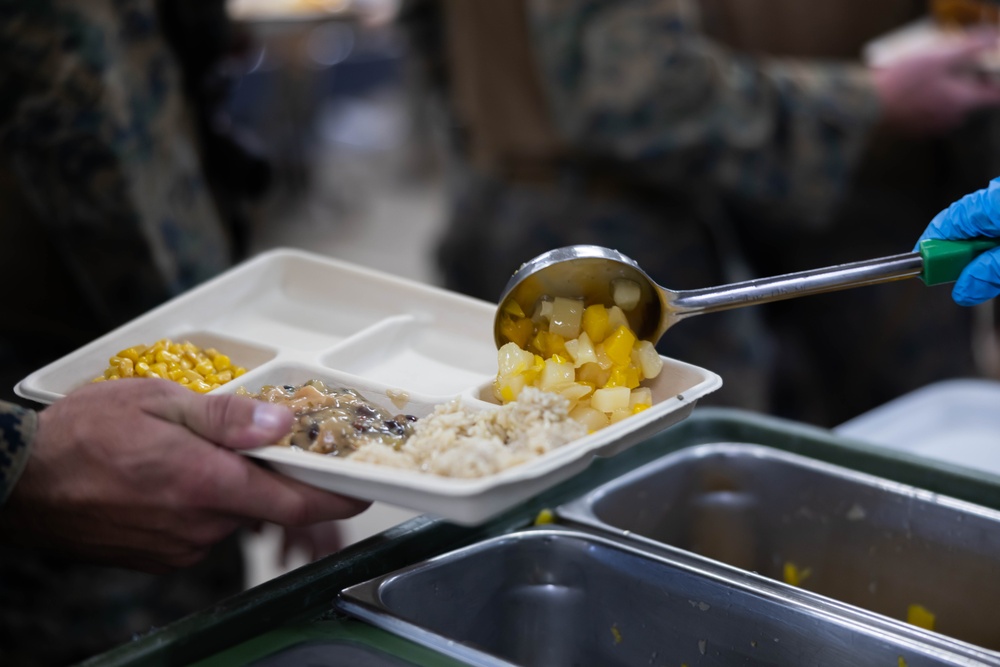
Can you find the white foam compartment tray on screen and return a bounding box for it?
[16,248,722,525]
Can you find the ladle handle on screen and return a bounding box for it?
[669,239,1000,318]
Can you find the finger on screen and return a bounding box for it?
[150,389,295,451]
[954,248,1000,306]
[202,454,372,525]
[143,382,371,524]
[920,179,1000,245]
[934,31,1000,65]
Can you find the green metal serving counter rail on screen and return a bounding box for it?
[77,408,1000,667]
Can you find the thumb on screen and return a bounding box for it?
[152,390,295,451]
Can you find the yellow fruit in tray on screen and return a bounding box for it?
[906,603,936,631]
[494,285,662,431]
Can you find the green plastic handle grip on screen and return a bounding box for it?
[919,238,1000,286]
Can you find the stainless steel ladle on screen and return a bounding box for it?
[494,240,1000,347]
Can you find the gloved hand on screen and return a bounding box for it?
[918,177,1000,305]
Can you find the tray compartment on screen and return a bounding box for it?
[320,315,496,396]
[338,528,994,667]
[212,250,495,353]
[558,443,1000,651]
[19,329,279,401]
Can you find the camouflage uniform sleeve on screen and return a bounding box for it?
[0,400,37,505]
[0,1,232,325]
[525,0,881,227]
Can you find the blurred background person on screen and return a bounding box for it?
[0,2,322,664]
[400,0,1000,426]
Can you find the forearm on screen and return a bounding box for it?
[0,401,37,505]
[526,0,880,224]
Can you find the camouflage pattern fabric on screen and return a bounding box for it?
[0,0,232,341]
[416,0,988,426]
[524,0,881,229]
[0,401,34,505]
[0,2,246,664]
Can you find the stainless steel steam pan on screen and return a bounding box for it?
[336,527,996,667]
[557,442,1000,653]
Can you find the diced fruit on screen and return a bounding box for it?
[577,362,611,388]
[607,305,630,332]
[539,358,576,391]
[632,340,663,379]
[591,386,631,412]
[501,315,534,349]
[609,407,632,424]
[564,331,597,367]
[495,280,667,432]
[629,387,653,410]
[603,326,637,366]
[582,304,610,343]
[611,278,641,310]
[907,604,935,631]
[571,405,610,432]
[502,300,525,317]
[549,296,584,339]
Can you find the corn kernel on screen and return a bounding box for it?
[91,338,248,393]
[189,379,213,393]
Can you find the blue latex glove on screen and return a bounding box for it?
[918,177,1000,305]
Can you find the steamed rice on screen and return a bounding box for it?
[349,387,588,478]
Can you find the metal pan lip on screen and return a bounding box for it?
[557,441,1000,528]
[336,526,1000,667]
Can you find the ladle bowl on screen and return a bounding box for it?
[494,240,1000,348]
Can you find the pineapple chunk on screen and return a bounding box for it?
[609,407,632,424]
[571,405,610,432]
[495,279,667,432]
[539,357,576,391]
[611,278,641,311]
[577,362,611,388]
[498,342,535,376]
[564,331,597,367]
[629,387,653,410]
[549,296,584,339]
[607,305,630,332]
[592,386,631,412]
[632,340,663,379]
